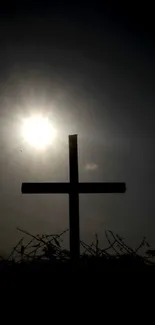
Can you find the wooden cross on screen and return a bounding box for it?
[21,134,126,261]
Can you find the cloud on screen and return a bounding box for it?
[85,163,98,171]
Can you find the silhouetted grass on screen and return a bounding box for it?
[0,228,155,278]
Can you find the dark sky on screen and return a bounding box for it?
[0,3,154,253]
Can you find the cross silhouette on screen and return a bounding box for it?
[21,134,126,260]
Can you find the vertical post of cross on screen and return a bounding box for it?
[69,134,80,261]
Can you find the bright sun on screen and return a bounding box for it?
[22,115,57,149]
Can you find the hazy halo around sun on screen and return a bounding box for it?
[22,115,57,149]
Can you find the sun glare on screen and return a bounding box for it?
[22,115,57,149]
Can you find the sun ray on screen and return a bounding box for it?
[22,115,57,149]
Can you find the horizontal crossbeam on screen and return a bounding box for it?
[22,182,126,194]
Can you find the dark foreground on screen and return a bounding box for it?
[1,228,155,288]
